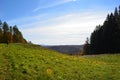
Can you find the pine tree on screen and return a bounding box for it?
[114,7,119,18]
[86,6,120,54]
[3,22,9,34]
[83,38,90,54]
[9,26,13,43]
[0,28,3,43]
[119,6,120,16]
[13,25,20,43]
[13,25,26,43]
[3,22,9,43]
[0,20,2,25]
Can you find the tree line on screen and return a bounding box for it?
[0,20,27,44]
[83,6,120,54]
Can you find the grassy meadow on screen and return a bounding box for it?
[0,44,120,80]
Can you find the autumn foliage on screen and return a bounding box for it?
[0,20,27,44]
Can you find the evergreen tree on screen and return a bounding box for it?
[0,28,3,43]
[0,20,2,25]
[13,25,26,43]
[85,6,120,54]
[9,26,13,43]
[83,38,90,54]
[3,22,9,43]
[3,22,9,34]
[114,7,119,18]
[13,25,21,43]
[119,6,120,16]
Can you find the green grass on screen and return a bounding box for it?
[0,44,120,80]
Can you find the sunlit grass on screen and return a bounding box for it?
[0,44,120,80]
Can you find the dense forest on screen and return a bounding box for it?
[83,6,120,54]
[0,20,27,44]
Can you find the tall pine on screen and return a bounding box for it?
[84,6,120,54]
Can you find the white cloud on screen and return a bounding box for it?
[21,11,106,45]
[7,14,48,26]
[33,0,76,12]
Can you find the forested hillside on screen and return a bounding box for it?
[83,6,120,54]
[0,20,27,44]
[44,45,83,55]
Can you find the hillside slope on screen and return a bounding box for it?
[0,44,120,80]
[44,45,83,55]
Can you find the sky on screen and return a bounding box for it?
[0,0,120,45]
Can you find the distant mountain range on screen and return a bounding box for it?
[43,45,83,55]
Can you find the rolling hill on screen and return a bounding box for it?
[44,45,83,55]
[0,44,120,80]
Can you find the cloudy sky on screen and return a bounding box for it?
[0,0,120,45]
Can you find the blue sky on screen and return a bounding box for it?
[0,0,120,45]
